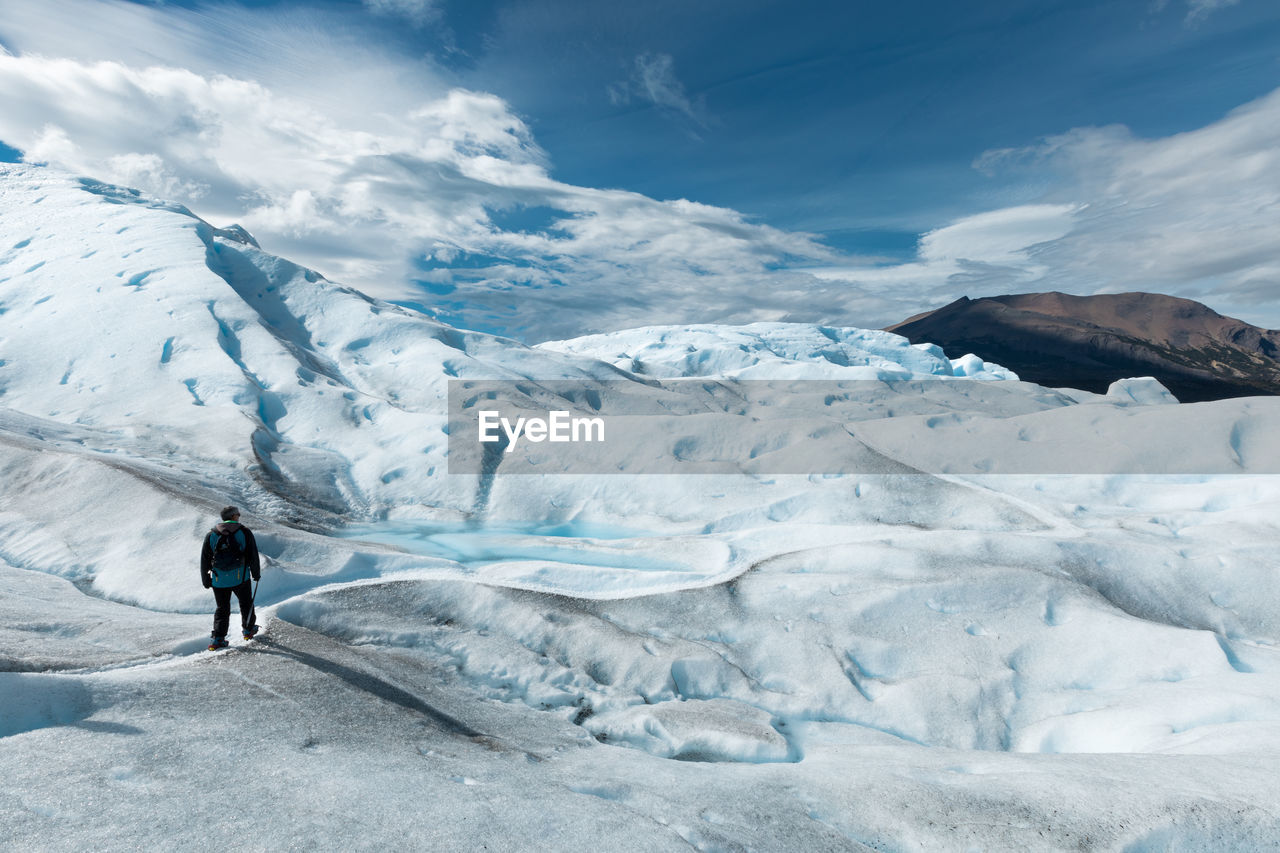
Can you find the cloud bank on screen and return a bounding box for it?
[815,89,1280,329]
[0,4,833,341]
[0,0,1276,338]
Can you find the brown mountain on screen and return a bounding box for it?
[885,292,1280,403]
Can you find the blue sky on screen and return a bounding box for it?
[1,0,1278,339]
[443,0,1280,250]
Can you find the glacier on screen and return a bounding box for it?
[2,163,1280,850]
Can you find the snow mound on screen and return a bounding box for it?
[1108,376,1180,405]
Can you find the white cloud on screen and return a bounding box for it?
[1,0,1275,340]
[609,52,709,131]
[813,87,1280,329]
[809,204,1079,307]
[0,16,834,340]
[918,205,1078,267]
[105,151,210,201]
[24,124,79,166]
[1003,89,1280,315]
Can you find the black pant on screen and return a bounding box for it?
[212,580,255,638]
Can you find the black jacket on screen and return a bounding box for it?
[200,521,262,589]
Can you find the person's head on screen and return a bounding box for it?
[220,506,241,522]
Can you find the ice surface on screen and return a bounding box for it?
[538,322,1020,380]
[4,164,1280,850]
[1108,376,1180,405]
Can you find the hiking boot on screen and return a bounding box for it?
[208,636,230,651]
[243,625,260,641]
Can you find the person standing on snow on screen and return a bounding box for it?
[200,505,262,651]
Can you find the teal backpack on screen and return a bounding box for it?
[208,528,249,588]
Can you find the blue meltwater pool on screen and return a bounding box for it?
[334,520,678,571]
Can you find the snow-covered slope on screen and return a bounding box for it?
[4,164,1280,850]
[0,164,628,504]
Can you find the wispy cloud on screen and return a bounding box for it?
[809,204,1080,307]
[1151,0,1243,26]
[1184,0,1241,24]
[362,0,443,28]
[609,52,710,132]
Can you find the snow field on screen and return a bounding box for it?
[274,484,1280,762]
[4,164,1280,848]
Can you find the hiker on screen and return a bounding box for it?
[200,505,262,651]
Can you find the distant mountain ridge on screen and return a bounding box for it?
[886,292,1280,402]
